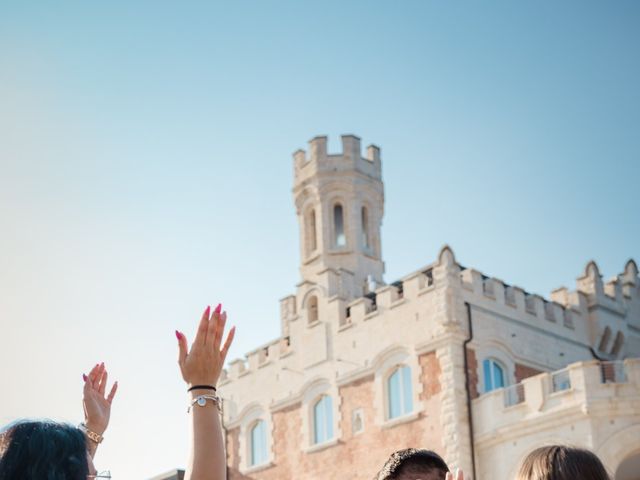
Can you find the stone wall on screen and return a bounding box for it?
[227,360,445,480]
[465,348,479,399]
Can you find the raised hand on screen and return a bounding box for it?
[176,304,236,480]
[176,304,235,388]
[445,468,465,480]
[82,362,118,436]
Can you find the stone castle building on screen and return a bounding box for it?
[218,135,640,480]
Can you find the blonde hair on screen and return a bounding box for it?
[516,445,610,480]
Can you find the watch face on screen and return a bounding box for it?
[197,397,207,407]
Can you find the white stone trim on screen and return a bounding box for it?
[372,347,423,426]
[380,411,420,429]
[476,343,515,393]
[596,423,640,471]
[237,403,273,473]
[301,378,342,450]
[305,437,340,454]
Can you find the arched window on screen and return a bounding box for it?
[387,365,413,419]
[306,209,317,255]
[483,358,505,393]
[307,295,319,324]
[610,331,624,356]
[250,420,268,467]
[361,206,370,249]
[598,326,612,352]
[333,204,346,247]
[313,395,333,444]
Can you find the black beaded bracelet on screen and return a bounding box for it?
[188,385,217,392]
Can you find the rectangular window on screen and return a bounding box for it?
[313,396,333,444]
[388,365,412,419]
[388,371,401,419]
[250,421,267,466]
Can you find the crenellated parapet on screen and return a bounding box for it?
[222,251,640,389]
[220,246,458,391]
[293,135,382,186]
[460,267,584,332]
[458,257,640,360]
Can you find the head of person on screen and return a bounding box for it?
[0,420,96,479]
[375,448,450,480]
[516,445,610,480]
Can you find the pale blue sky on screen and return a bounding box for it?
[1,1,639,478]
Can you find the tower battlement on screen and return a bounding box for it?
[293,134,381,184]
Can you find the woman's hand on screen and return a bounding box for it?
[82,363,118,436]
[176,304,235,388]
[177,304,235,480]
[445,468,465,480]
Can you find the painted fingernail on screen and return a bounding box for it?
[215,303,222,314]
[204,305,211,317]
[175,330,182,340]
[82,374,87,381]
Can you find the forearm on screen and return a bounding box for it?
[186,390,226,480]
[85,437,99,458]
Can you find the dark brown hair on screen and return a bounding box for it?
[0,420,89,480]
[516,445,610,480]
[375,448,449,480]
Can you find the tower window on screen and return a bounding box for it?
[361,206,370,249]
[610,331,624,356]
[306,209,317,255]
[308,295,319,324]
[598,326,612,352]
[333,204,346,247]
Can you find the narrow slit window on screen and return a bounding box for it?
[308,296,319,324]
[361,206,370,249]
[307,209,317,255]
[334,204,346,247]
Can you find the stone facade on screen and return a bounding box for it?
[219,135,640,480]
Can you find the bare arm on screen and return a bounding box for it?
[176,304,235,480]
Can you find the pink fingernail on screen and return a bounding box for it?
[204,305,211,317]
[215,303,222,314]
[82,374,87,381]
[175,330,182,340]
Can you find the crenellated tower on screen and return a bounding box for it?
[292,134,385,302]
